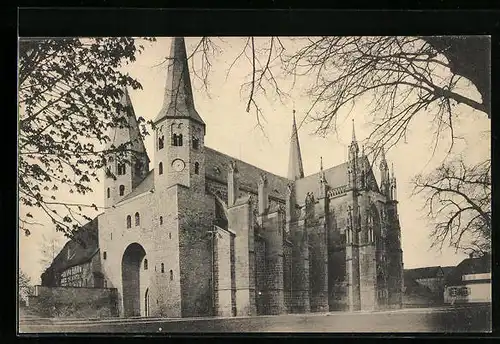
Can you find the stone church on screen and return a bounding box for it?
[40,37,404,318]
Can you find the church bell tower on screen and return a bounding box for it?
[152,37,206,193]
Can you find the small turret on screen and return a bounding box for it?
[319,156,328,198]
[379,147,391,198]
[390,162,397,201]
[258,173,269,215]
[228,161,240,206]
[347,120,360,189]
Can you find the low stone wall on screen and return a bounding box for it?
[29,285,118,318]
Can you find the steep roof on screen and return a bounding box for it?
[403,273,434,297]
[42,217,100,276]
[121,87,150,164]
[205,147,289,201]
[441,266,456,278]
[119,169,155,203]
[295,155,378,202]
[153,37,205,126]
[404,266,444,280]
[445,254,491,286]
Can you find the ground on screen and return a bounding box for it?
[18,304,491,333]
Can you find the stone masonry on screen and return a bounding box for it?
[41,37,404,319]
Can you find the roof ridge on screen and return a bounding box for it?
[204,146,288,181]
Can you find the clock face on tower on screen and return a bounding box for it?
[172,159,185,172]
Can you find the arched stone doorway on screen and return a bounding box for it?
[122,243,147,317]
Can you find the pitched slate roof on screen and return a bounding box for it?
[204,147,289,201]
[404,266,444,280]
[119,169,155,203]
[403,273,434,296]
[154,37,205,126]
[445,254,491,286]
[42,217,100,276]
[295,156,378,202]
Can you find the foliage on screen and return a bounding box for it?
[185,36,491,253]
[18,37,154,238]
[413,158,491,255]
[19,270,34,304]
[188,36,489,158]
[38,232,65,270]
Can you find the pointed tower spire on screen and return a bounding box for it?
[351,118,357,143]
[153,37,205,128]
[288,109,304,180]
[348,119,359,160]
[319,156,327,184]
[118,87,149,164]
[379,146,388,171]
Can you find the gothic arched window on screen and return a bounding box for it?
[169,270,173,280]
[192,136,200,150]
[135,212,140,226]
[160,216,163,225]
[172,134,184,147]
[107,188,110,198]
[194,162,200,175]
[159,162,163,175]
[144,259,148,270]
[126,215,131,229]
[159,135,165,150]
[161,263,165,273]
[119,185,125,196]
[118,163,126,175]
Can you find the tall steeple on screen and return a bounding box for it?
[104,86,149,208]
[348,119,360,162]
[153,37,205,128]
[119,87,149,165]
[287,109,305,180]
[379,146,391,198]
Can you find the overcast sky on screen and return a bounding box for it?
[19,37,491,284]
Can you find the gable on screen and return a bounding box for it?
[43,217,100,276]
[405,266,443,280]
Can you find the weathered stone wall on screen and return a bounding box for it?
[230,234,237,316]
[98,190,173,318]
[283,240,293,313]
[177,186,215,317]
[290,217,310,313]
[30,286,118,318]
[254,234,267,315]
[357,192,377,311]
[385,201,404,309]
[213,226,232,317]
[261,211,285,315]
[228,199,256,316]
[326,195,349,311]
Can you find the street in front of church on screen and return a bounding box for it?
[19,304,491,333]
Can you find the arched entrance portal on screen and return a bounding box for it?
[122,243,146,317]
